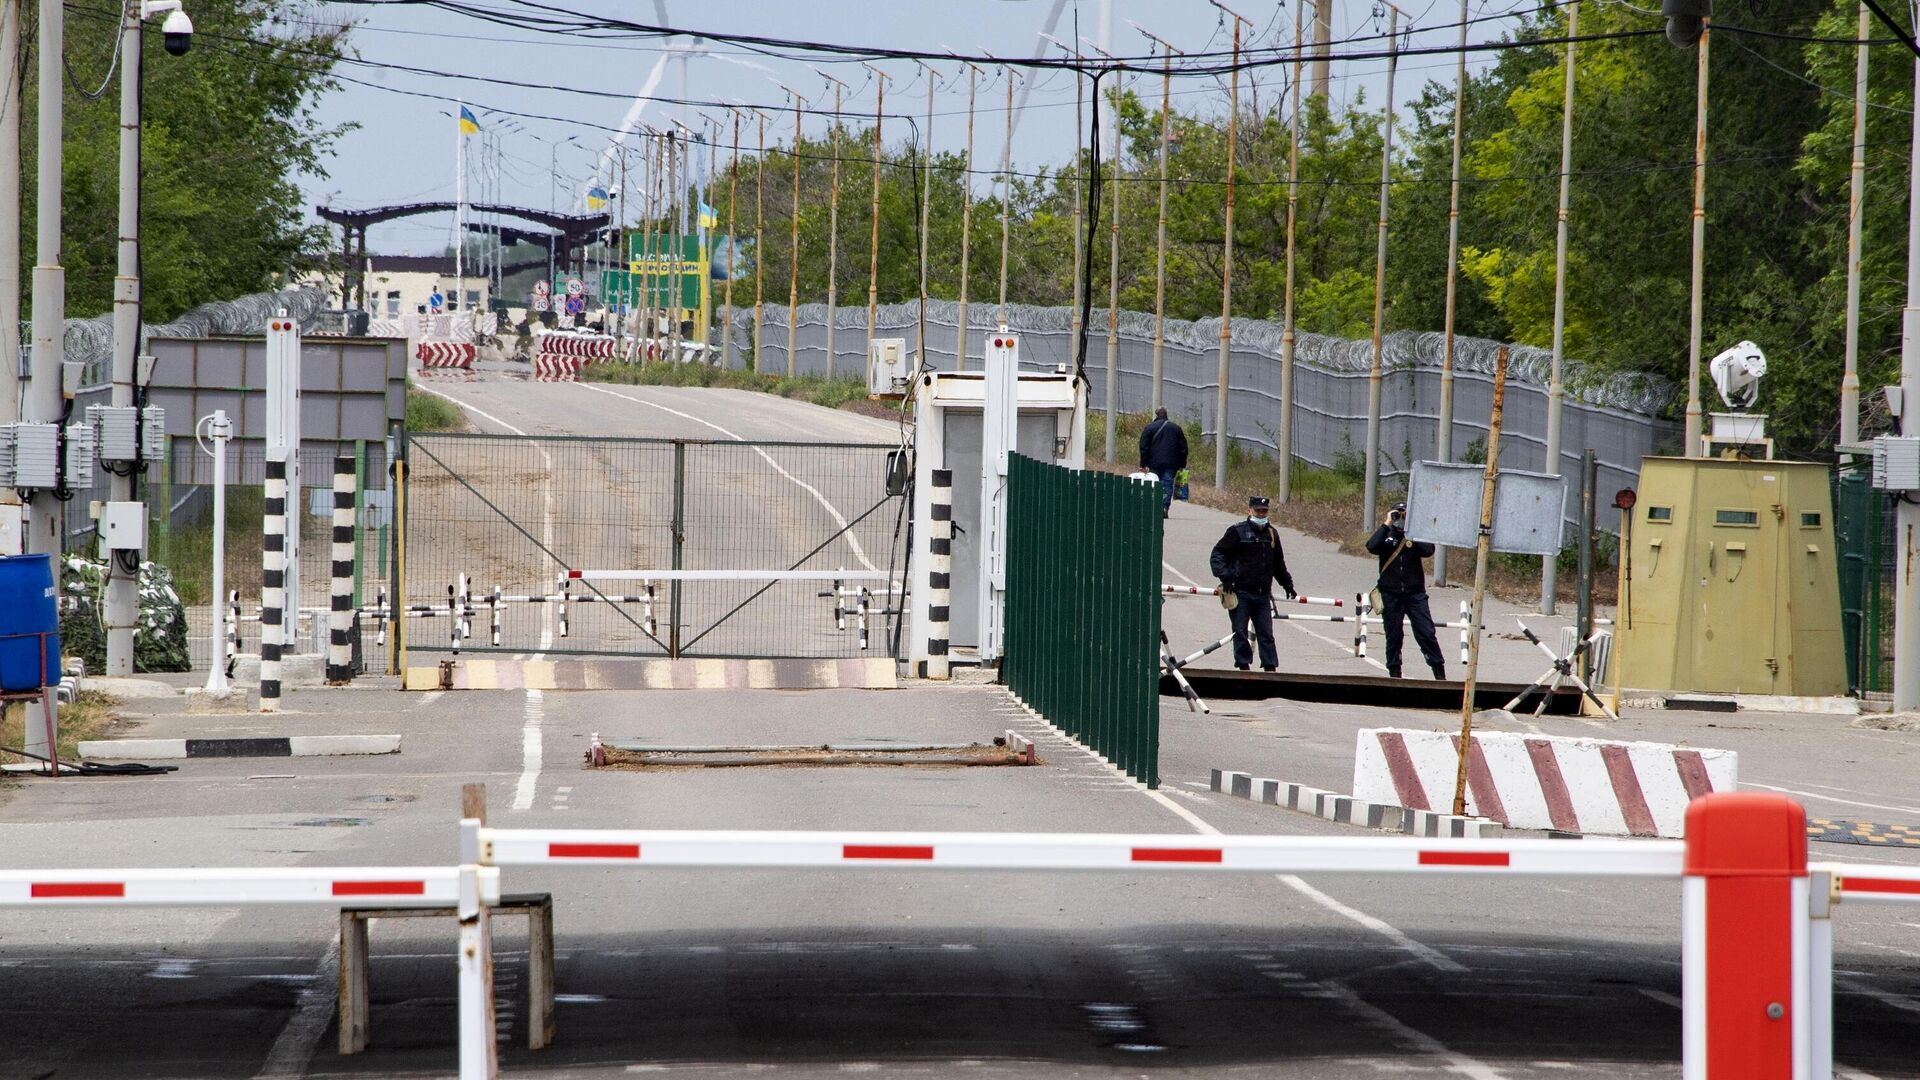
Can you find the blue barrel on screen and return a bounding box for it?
[0,553,61,690]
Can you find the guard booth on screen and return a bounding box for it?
[906,353,1085,665]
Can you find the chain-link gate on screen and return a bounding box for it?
[398,432,908,660]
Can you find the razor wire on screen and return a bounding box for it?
[66,287,332,389]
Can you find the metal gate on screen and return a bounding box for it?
[399,432,908,659]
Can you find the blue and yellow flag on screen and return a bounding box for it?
[458,106,480,135]
[698,202,718,229]
[587,186,610,210]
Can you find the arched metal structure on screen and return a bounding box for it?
[318,202,611,309]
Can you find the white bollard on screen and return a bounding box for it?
[326,456,357,685]
[1460,599,1471,666]
[199,411,233,695]
[1354,592,1369,660]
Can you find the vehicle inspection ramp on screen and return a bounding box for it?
[403,656,898,691]
[1161,667,1584,714]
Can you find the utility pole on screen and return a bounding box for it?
[1433,0,1469,587]
[754,111,766,371]
[642,135,658,337]
[0,0,22,509]
[1893,0,1920,711]
[1134,25,1182,417]
[864,63,890,347]
[1041,33,1085,366]
[998,69,1016,327]
[818,70,848,379]
[722,111,740,366]
[1840,0,1868,454]
[1209,0,1251,490]
[1683,22,1709,456]
[110,0,149,674]
[955,61,981,371]
[27,0,65,560]
[915,61,938,374]
[1312,0,1332,99]
[1361,3,1401,530]
[1278,9,1304,501]
[782,85,806,378]
[1082,32,1122,465]
[1542,0,1580,612]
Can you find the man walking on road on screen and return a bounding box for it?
[1210,496,1297,671]
[1137,407,1188,518]
[1366,502,1446,680]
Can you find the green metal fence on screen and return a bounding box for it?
[1002,454,1162,788]
[1835,470,1896,696]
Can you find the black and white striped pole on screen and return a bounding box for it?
[326,456,356,685]
[260,458,287,712]
[924,468,952,680]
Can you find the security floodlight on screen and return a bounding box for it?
[1709,340,1766,411]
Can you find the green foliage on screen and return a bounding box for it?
[30,0,348,321]
[405,388,466,433]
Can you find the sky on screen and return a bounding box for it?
[299,0,1543,257]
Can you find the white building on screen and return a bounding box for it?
[303,255,492,319]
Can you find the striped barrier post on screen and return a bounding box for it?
[925,469,952,680]
[226,589,240,676]
[1354,593,1369,659]
[327,457,356,685]
[260,459,288,712]
[1459,599,1471,666]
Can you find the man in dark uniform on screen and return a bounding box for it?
[1365,502,1446,679]
[1137,407,1189,518]
[1210,496,1297,671]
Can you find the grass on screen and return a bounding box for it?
[586,360,880,412]
[406,387,468,433]
[1086,408,1617,607]
[0,689,121,771]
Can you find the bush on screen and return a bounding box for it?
[405,388,466,432]
[59,557,190,674]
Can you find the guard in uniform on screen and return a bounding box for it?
[1365,502,1446,679]
[1209,496,1297,671]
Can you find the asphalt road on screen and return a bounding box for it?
[0,369,1914,1079]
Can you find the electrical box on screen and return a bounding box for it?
[88,404,140,462]
[64,422,95,488]
[1613,457,1843,697]
[1871,435,1920,492]
[867,338,909,399]
[9,422,59,489]
[141,405,166,463]
[98,500,146,552]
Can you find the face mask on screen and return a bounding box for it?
[1249,514,1269,526]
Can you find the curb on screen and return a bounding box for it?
[1209,768,1500,839]
[77,735,402,760]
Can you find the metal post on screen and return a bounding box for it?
[456,786,498,1080]
[1132,29,1181,415]
[822,73,847,379]
[202,410,230,695]
[955,63,978,371]
[1433,0,1469,585]
[1451,346,1509,816]
[754,112,766,372]
[1683,24,1710,456]
[917,62,937,374]
[866,65,889,347]
[0,0,19,449]
[260,458,287,713]
[1542,0,1580,613]
[722,112,739,367]
[1893,22,1920,712]
[26,0,65,560]
[1576,448,1596,684]
[105,0,148,676]
[1312,0,1331,98]
[1840,0,1868,454]
[1211,2,1251,489]
[1278,11,1303,500]
[670,441,685,658]
[1104,53,1123,464]
[1069,42,1085,377]
[998,71,1015,327]
[1362,5,1401,529]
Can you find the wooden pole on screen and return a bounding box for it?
[722,111,739,366]
[786,87,805,378]
[1684,24,1710,455]
[917,62,937,374]
[1277,9,1304,501]
[1841,0,1869,453]
[823,73,847,379]
[998,70,1015,327]
[1452,345,1510,817]
[866,64,890,347]
[1104,58,1123,463]
[1210,3,1250,489]
[754,110,766,372]
[1542,0,1581,609]
[1434,0,1469,584]
[1361,4,1401,528]
[955,63,979,371]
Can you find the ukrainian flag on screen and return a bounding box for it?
[698,202,718,229]
[458,106,480,135]
[587,186,610,210]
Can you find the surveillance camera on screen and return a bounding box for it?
[161,8,192,55]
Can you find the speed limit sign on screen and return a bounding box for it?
[532,295,550,313]
[533,280,551,297]
[565,278,584,298]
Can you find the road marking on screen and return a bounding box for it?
[1316,978,1507,1079]
[1162,560,1201,588]
[1638,987,1683,1009]
[1142,787,1464,974]
[1744,783,1920,818]
[252,939,339,1079]
[577,382,880,572]
[512,688,545,812]
[1838,975,1920,1015]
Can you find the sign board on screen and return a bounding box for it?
[1405,460,1568,557]
[565,278,584,298]
[609,234,706,312]
[531,294,550,313]
[428,291,444,313]
[532,280,551,297]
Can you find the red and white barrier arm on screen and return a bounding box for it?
[0,866,496,906]
[480,828,1684,876]
[1819,861,1920,904]
[568,569,895,582]
[1160,585,1345,607]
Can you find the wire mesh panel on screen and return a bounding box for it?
[404,432,906,659]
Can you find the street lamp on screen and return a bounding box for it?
[103,0,193,676]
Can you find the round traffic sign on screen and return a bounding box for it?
[565,278,584,297]
[533,280,551,296]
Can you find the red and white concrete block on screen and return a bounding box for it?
[533,355,584,382]
[538,333,617,359]
[416,341,476,369]
[1354,728,1737,838]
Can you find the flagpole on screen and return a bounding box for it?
[455,99,465,319]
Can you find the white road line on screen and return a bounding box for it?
[512,688,546,812]
[1162,560,1201,588]
[1743,783,1920,818]
[253,939,339,1079]
[1638,987,1683,1009]
[577,382,879,572]
[1838,975,1920,1015]
[1142,788,1465,974]
[1317,978,1508,1080]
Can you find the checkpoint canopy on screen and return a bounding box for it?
[602,233,709,341]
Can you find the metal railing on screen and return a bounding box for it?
[1002,454,1161,788]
